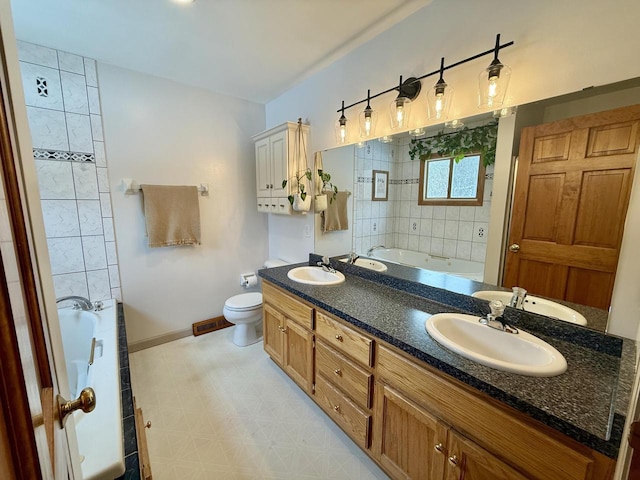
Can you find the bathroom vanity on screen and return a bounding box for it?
[259,260,633,480]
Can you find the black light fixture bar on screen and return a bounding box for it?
[336,34,514,113]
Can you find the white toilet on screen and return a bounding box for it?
[223,259,288,346]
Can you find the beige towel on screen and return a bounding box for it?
[141,185,201,247]
[322,191,349,233]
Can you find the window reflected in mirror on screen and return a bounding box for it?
[418,153,485,206]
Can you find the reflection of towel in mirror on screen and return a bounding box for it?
[141,185,201,247]
[322,191,349,232]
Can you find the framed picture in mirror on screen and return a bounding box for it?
[372,169,389,201]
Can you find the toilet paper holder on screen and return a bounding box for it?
[240,272,257,287]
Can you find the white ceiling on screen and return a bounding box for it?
[9,0,432,104]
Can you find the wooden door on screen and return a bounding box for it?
[504,104,640,308]
[373,382,447,480]
[283,318,314,393]
[263,303,285,366]
[444,430,527,480]
[269,129,288,197]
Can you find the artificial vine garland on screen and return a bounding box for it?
[408,121,498,167]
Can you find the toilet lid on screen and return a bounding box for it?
[224,292,263,311]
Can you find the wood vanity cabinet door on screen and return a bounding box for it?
[263,303,285,366]
[373,382,448,480]
[283,318,314,394]
[444,430,528,480]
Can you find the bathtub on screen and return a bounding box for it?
[58,299,124,480]
[369,247,485,282]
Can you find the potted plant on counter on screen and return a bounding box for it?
[282,168,313,212]
[314,169,339,213]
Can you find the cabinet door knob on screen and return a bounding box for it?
[333,405,341,413]
[335,334,343,342]
[270,184,273,189]
[434,443,444,453]
[448,455,459,467]
[266,183,269,189]
[334,368,342,376]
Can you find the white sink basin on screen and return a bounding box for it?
[425,313,567,377]
[339,257,388,272]
[287,266,346,285]
[471,291,587,326]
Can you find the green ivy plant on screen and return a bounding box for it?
[317,169,339,204]
[282,169,313,206]
[408,121,499,167]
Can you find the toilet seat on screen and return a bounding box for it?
[224,292,262,312]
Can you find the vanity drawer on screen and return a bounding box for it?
[263,282,313,330]
[315,374,371,450]
[316,311,373,367]
[316,341,372,409]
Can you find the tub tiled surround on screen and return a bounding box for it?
[18,41,121,302]
[353,134,493,265]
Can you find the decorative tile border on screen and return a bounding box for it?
[33,148,95,163]
[357,177,419,185]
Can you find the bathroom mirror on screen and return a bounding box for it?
[314,77,640,333]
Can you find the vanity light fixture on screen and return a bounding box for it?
[445,119,465,129]
[427,58,454,120]
[335,101,348,144]
[359,90,378,138]
[390,76,421,130]
[478,34,512,109]
[378,135,394,144]
[493,105,518,118]
[409,127,426,137]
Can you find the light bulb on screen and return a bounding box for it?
[434,94,444,118]
[487,77,498,105]
[340,125,347,143]
[396,104,405,126]
[365,116,372,136]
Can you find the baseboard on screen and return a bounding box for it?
[192,315,233,336]
[128,328,192,353]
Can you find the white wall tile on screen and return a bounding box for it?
[433,206,446,220]
[445,206,460,220]
[53,272,88,299]
[96,167,110,192]
[460,207,476,221]
[105,241,118,265]
[20,62,64,110]
[58,51,84,74]
[432,219,445,238]
[100,193,112,217]
[419,219,432,236]
[471,242,487,263]
[93,141,106,167]
[418,236,431,253]
[35,160,75,199]
[77,200,103,235]
[111,288,122,302]
[410,201,421,218]
[47,237,84,274]
[60,71,89,114]
[72,162,98,199]
[397,217,409,234]
[66,113,93,153]
[399,200,411,217]
[458,221,474,241]
[443,239,458,257]
[407,235,419,251]
[82,235,107,270]
[90,114,104,141]
[457,241,472,260]
[41,200,80,237]
[430,237,444,256]
[86,269,110,301]
[474,204,492,222]
[26,107,69,151]
[87,87,101,114]
[84,58,98,87]
[420,205,433,219]
[397,233,408,249]
[17,41,58,68]
[102,217,115,241]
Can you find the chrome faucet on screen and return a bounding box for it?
[479,300,519,334]
[509,287,528,309]
[347,251,359,264]
[316,256,336,273]
[366,244,385,256]
[56,296,94,311]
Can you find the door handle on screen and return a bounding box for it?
[509,243,520,252]
[57,387,96,427]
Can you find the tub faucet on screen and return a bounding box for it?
[366,245,385,256]
[479,300,518,334]
[509,287,528,309]
[317,256,336,273]
[347,251,359,264]
[56,296,93,311]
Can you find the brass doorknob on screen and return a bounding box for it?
[145,421,152,429]
[57,387,96,427]
[509,243,520,252]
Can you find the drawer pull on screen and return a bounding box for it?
[448,455,459,467]
[335,334,343,342]
[334,368,342,376]
[434,443,444,453]
[333,405,341,413]
[278,325,286,333]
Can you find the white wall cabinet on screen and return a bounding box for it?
[252,121,309,215]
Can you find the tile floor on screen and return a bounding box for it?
[130,328,389,479]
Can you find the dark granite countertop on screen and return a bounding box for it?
[258,258,635,459]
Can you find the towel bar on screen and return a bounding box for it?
[121,179,209,196]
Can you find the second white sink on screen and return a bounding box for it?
[425,312,567,377]
[471,291,587,326]
[287,266,345,285]
[339,257,388,272]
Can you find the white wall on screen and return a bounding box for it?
[99,64,267,345]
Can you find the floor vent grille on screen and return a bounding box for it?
[192,316,233,336]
